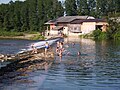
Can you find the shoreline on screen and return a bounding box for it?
[0,33,41,40]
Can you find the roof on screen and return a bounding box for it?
[56,16,95,23]
[45,20,56,24]
[70,19,106,24]
[45,16,95,24]
[52,26,63,30]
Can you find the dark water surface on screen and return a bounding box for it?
[0,38,120,90]
[0,39,39,54]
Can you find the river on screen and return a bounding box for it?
[0,38,120,90]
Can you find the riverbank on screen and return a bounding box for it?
[0,33,42,40]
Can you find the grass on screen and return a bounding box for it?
[30,35,46,40]
[0,30,45,40]
[0,31,24,37]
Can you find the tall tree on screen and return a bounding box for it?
[0,0,64,32]
[65,0,77,16]
[26,0,39,31]
[52,0,64,18]
[13,1,22,31]
[20,1,29,31]
[77,0,88,15]
[3,13,10,31]
[55,1,64,17]
[8,1,15,31]
[96,0,108,17]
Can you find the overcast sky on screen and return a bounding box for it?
[0,0,65,4]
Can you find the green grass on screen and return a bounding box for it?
[30,35,46,40]
[0,31,24,36]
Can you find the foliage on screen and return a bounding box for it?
[65,0,77,16]
[107,18,120,40]
[64,0,120,17]
[113,30,120,40]
[0,0,120,40]
[92,29,108,40]
[82,34,93,38]
[85,18,120,40]
[0,30,24,36]
[0,0,64,33]
[92,29,102,38]
[30,35,45,40]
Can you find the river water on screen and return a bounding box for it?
[0,38,120,90]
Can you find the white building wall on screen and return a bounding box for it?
[81,22,96,34]
[50,30,58,36]
[48,22,98,37]
[63,26,68,35]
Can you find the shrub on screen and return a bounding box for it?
[0,31,24,36]
[31,35,45,40]
[113,30,120,40]
[92,29,102,39]
[92,29,108,40]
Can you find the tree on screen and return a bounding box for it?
[65,0,77,16]
[26,0,39,31]
[77,0,89,15]
[3,13,10,31]
[20,1,29,31]
[13,1,22,31]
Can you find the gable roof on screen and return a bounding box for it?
[70,19,106,24]
[52,26,63,31]
[45,16,95,24]
[56,16,95,23]
[45,20,56,24]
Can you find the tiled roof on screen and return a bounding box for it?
[45,16,95,24]
[52,26,63,30]
[56,16,95,23]
[45,20,56,24]
[70,19,106,24]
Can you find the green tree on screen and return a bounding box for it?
[56,1,64,17]
[3,13,10,31]
[13,1,22,31]
[65,0,77,16]
[26,0,39,31]
[77,0,96,16]
[0,0,64,33]
[20,1,29,31]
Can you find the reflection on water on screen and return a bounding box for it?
[0,38,120,90]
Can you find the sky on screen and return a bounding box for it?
[0,0,65,4]
[0,0,25,4]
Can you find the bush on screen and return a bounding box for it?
[92,29,108,40]
[30,35,45,40]
[113,30,120,40]
[0,31,24,36]
[92,29,102,39]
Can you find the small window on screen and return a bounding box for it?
[74,27,77,30]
